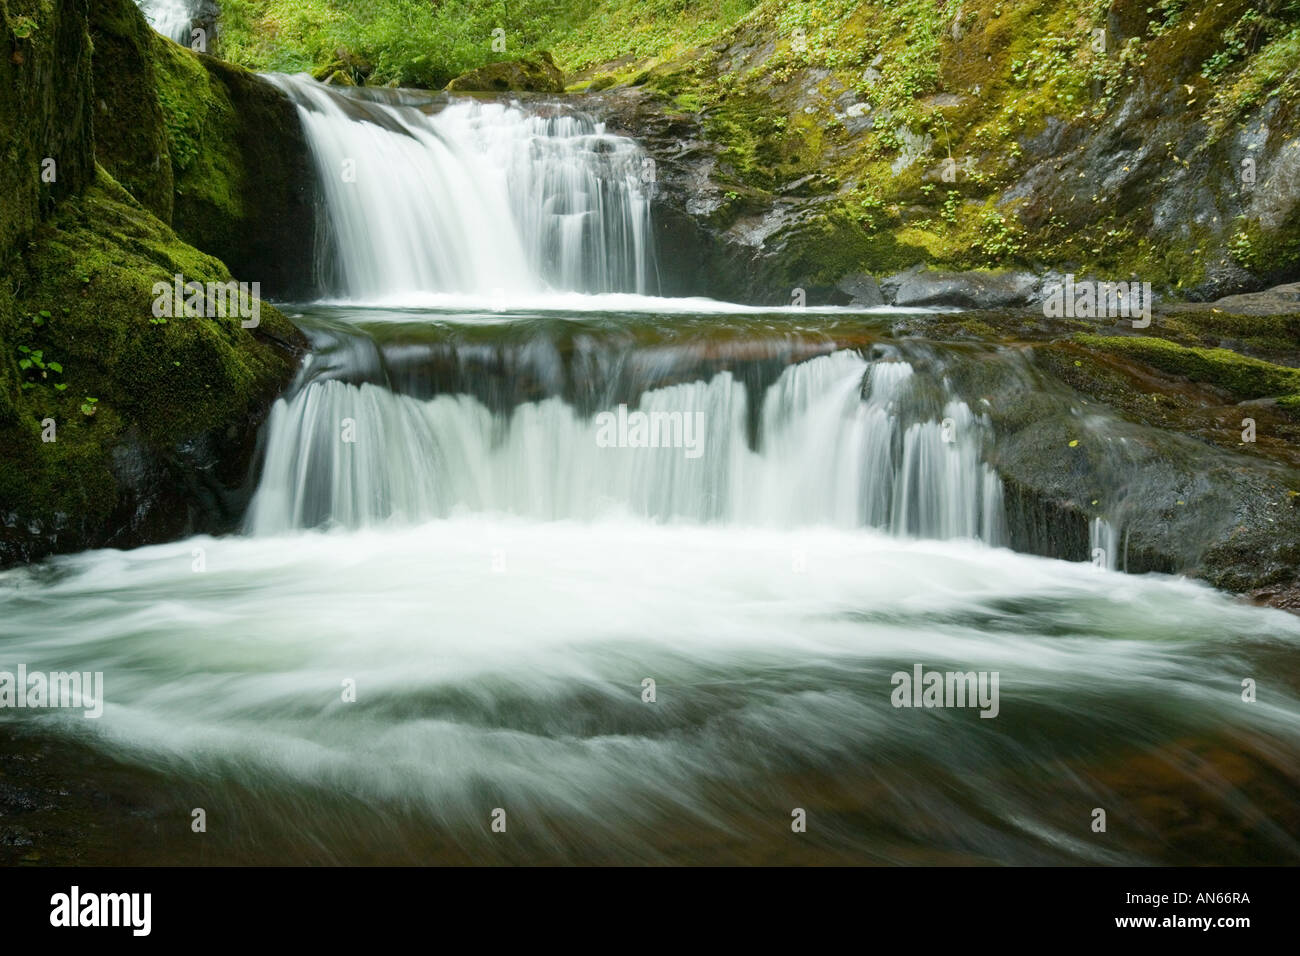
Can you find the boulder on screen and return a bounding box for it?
[445,52,564,93]
[882,266,1040,309]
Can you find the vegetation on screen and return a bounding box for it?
[212,0,758,88]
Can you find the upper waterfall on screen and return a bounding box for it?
[135,0,201,44]
[266,74,657,302]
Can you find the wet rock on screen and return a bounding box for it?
[1204,282,1300,316]
[836,272,884,307]
[883,267,1040,309]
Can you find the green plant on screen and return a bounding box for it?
[16,346,64,390]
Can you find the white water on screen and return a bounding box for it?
[2,517,1298,863]
[136,0,197,44]
[247,350,1006,541]
[1090,517,1122,570]
[304,291,943,315]
[268,75,655,301]
[3,85,1299,864]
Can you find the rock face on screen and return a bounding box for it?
[92,0,319,299]
[0,0,305,567]
[446,52,565,93]
[163,52,319,299]
[0,0,96,264]
[880,308,1300,606]
[577,1,1300,308]
[91,0,176,221]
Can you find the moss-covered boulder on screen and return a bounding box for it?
[87,0,317,298]
[88,0,175,221]
[0,171,305,564]
[446,51,564,93]
[311,47,373,86]
[0,0,305,565]
[151,28,319,298]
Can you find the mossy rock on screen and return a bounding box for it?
[0,0,96,264]
[445,52,564,93]
[1074,334,1300,412]
[89,0,175,222]
[0,171,304,565]
[312,47,373,86]
[150,31,318,298]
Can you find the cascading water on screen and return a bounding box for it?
[3,78,1299,868]
[267,75,656,301]
[246,347,1006,542]
[135,0,199,44]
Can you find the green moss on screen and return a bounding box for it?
[1074,334,1300,410]
[89,0,175,222]
[1160,310,1300,354]
[152,35,243,226]
[1229,216,1300,281]
[0,170,296,527]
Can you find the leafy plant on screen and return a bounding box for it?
[16,345,64,390]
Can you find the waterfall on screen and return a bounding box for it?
[136,0,200,44]
[266,74,656,301]
[247,349,1006,541]
[1090,516,1122,570]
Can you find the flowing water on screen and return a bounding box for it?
[135,0,200,45]
[2,79,1298,865]
[266,75,656,301]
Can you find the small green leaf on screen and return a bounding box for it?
[54,383,68,391]
[47,361,62,373]
[38,310,50,318]
[18,359,31,370]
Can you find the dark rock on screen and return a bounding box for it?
[836,272,884,307]
[168,54,320,299]
[883,267,1039,309]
